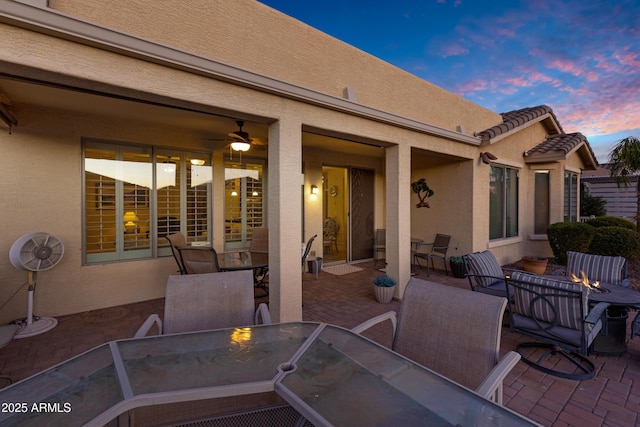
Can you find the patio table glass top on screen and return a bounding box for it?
[218,251,268,271]
[0,322,538,427]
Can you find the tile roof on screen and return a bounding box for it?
[476,105,598,168]
[524,132,598,167]
[525,132,587,155]
[476,105,562,142]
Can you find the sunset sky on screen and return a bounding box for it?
[259,0,639,162]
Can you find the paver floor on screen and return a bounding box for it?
[0,260,638,426]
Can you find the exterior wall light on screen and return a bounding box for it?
[311,185,319,195]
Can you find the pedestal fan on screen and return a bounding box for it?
[9,232,64,339]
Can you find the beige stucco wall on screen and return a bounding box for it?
[411,155,475,258]
[47,0,501,135]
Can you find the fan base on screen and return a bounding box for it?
[14,317,58,339]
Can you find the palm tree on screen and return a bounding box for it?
[608,136,640,231]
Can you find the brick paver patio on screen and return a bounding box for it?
[0,261,638,426]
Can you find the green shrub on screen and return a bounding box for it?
[588,226,640,259]
[547,222,594,265]
[580,192,607,217]
[585,216,636,230]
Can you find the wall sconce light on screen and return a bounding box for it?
[480,152,498,164]
[231,190,238,197]
[190,159,205,166]
[311,185,319,195]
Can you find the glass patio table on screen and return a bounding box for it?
[218,251,269,292]
[0,322,538,426]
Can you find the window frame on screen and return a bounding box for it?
[489,164,519,241]
[83,139,212,264]
[534,170,550,235]
[564,171,579,222]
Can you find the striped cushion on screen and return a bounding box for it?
[466,251,504,288]
[510,271,588,330]
[566,251,625,286]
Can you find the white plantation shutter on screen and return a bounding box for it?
[224,160,265,249]
[84,141,211,263]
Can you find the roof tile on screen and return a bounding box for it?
[476,105,598,168]
[477,105,563,141]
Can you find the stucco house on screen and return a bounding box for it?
[0,0,597,324]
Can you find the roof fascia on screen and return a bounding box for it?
[0,0,481,146]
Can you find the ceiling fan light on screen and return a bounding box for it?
[230,141,251,152]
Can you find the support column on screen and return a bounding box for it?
[385,144,412,298]
[268,118,303,322]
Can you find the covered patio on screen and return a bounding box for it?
[0,263,638,426]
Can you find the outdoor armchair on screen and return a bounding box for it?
[352,278,520,404]
[176,246,222,274]
[302,234,319,278]
[554,251,630,287]
[632,312,640,340]
[464,250,515,299]
[506,271,608,380]
[249,227,269,253]
[373,228,386,267]
[165,233,187,274]
[413,233,451,276]
[134,270,271,338]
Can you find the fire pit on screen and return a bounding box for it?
[570,271,611,294]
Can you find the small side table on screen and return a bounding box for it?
[306,256,322,279]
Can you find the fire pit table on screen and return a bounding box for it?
[586,283,640,355]
[542,275,640,355]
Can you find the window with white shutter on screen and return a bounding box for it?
[84,140,211,263]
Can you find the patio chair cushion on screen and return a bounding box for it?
[466,250,504,288]
[510,271,588,330]
[632,311,640,340]
[566,251,626,286]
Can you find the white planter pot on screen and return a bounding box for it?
[374,285,396,304]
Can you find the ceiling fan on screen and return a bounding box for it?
[209,120,267,154]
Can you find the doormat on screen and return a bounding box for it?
[322,264,364,276]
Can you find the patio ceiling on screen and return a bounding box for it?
[0,76,384,158]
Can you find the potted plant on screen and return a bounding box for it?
[372,274,397,304]
[522,256,548,275]
[449,256,467,279]
[411,178,434,208]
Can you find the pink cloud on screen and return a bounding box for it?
[558,99,640,136]
[614,50,640,70]
[454,78,490,96]
[439,43,469,57]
